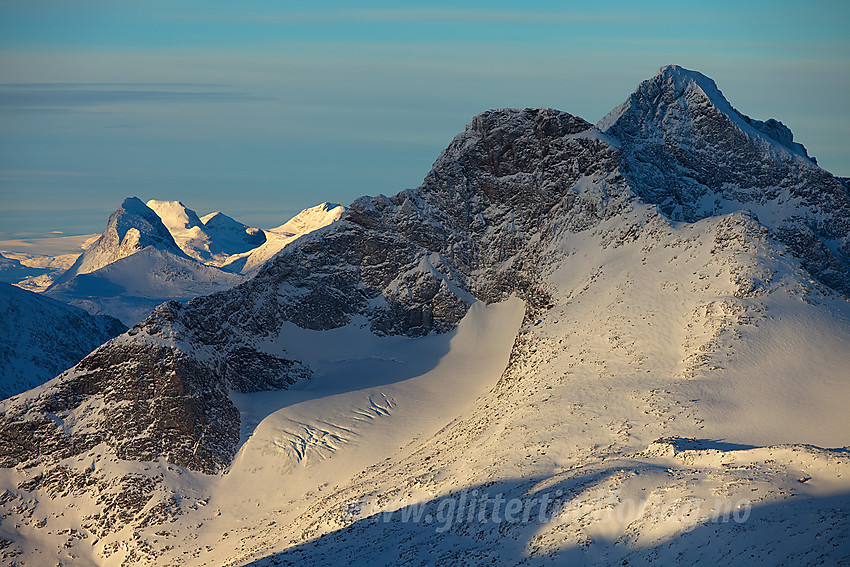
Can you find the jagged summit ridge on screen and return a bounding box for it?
[599,64,812,160]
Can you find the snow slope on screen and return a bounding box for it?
[0,282,125,399]
[201,205,850,567]
[45,246,244,326]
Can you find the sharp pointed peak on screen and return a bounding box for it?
[119,196,153,214]
[655,64,712,82]
[641,64,730,109]
[598,65,812,161]
[200,211,234,224]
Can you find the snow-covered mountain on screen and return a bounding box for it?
[43,198,242,325]
[146,199,266,265]
[598,64,850,295]
[52,197,189,287]
[0,65,848,566]
[42,199,343,325]
[220,202,346,274]
[0,282,125,399]
[44,245,245,327]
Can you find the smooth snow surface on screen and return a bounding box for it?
[123,298,524,566]
[45,247,244,325]
[43,297,524,566]
[226,297,524,497]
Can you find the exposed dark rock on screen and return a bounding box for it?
[0,342,239,474]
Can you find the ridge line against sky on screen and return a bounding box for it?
[1,1,848,245]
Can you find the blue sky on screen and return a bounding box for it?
[1,0,848,243]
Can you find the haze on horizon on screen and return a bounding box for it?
[1,0,848,245]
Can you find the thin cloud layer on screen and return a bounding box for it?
[0,83,261,110]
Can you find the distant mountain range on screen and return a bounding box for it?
[0,65,848,566]
[0,200,344,398]
[0,249,82,293]
[37,198,345,325]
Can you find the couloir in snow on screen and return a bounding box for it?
[0,65,848,566]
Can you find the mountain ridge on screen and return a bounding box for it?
[147,199,267,264]
[40,199,346,325]
[0,282,125,399]
[0,65,848,565]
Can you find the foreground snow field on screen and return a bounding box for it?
[0,65,848,566]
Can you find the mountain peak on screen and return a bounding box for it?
[600,64,812,162]
[596,65,849,294]
[110,197,182,245]
[269,202,346,235]
[597,65,821,209]
[199,211,225,223]
[146,199,205,232]
[120,196,150,214]
[598,65,727,132]
[48,197,186,289]
[655,64,719,91]
[200,211,244,231]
